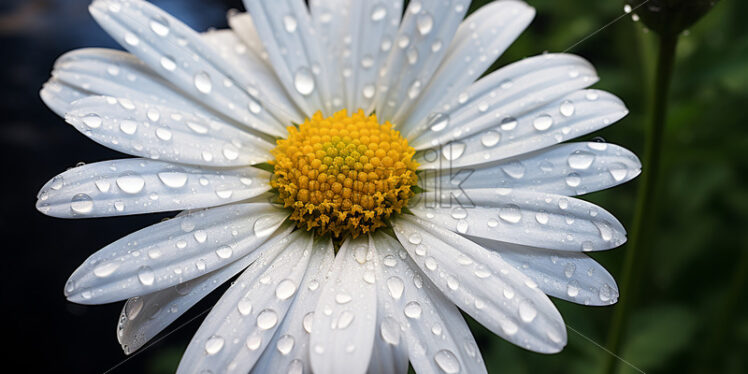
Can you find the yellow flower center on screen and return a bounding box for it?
[271,109,419,239]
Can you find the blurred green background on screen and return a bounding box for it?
[1,0,745,373]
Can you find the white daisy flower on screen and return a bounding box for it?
[37,0,641,372]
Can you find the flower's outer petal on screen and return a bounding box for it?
[367,260,409,374]
[89,0,287,137]
[376,0,469,124]
[310,236,377,374]
[243,0,337,117]
[176,232,314,373]
[408,54,597,144]
[410,188,626,252]
[65,96,273,166]
[401,1,536,133]
[45,49,223,119]
[472,237,619,306]
[415,90,628,169]
[392,215,567,353]
[251,237,335,374]
[367,325,409,374]
[40,79,88,116]
[372,232,487,374]
[227,13,267,61]
[36,158,270,218]
[202,29,304,125]
[310,0,403,113]
[65,203,289,304]
[425,142,641,196]
[116,223,295,354]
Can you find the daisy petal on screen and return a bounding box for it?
[310,236,377,374]
[429,142,641,196]
[251,237,335,374]
[176,232,314,373]
[392,215,567,353]
[311,0,403,113]
[473,237,619,306]
[40,79,88,116]
[36,158,270,218]
[402,1,536,133]
[89,0,287,137]
[376,0,469,123]
[65,203,289,304]
[65,96,273,166]
[410,188,626,252]
[372,232,487,374]
[227,13,268,61]
[408,53,596,144]
[415,89,628,168]
[202,29,304,125]
[367,327,409,374]
[243,0,337,117]
[47,48,222,117]
[116,223,295,354]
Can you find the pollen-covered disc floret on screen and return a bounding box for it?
[271,109,418,238]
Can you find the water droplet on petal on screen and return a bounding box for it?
[70,193,93,214]
[276,334,295,355]
[404,301,422,319]
[518,299,537,322]
[275,279,297,300]
[387,276,404,299]
[137,266,155,286]
[257,309,278,330]
[194,72,212,94]
[116,172,145,194]
[434,349,461,374]
[294,67,315,96]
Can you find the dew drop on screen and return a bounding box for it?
[137,266,155,286]
[518,299,538,322]
[246,334,262,350]
[194,72,212,94]
[386,276,404,299]
[70,193,93,214]
[568,151,595,170]
[275,279,297,300]
[499,204,522,223]
[124,32,139,46]
[116,172,145,194]
[276,334,295,355]
[533,114,553,131]
[82,114,102,128]
[215,245,233,259]
[416,13,434,35]
[283,15,298,33]
[119,119,138,135]
[428,112,449,132]
[160,56,176,71]
[434,350,460,374]
[371,4,387,21]
[481,130,500,147]
[560,100,575,117]
[294,67,315,96]
[404,301,422,319]
[442,142,465,160]
[204,336,224,355]
[94,262,120,278]
[157,169,187,188]
[256,309,278,330]
[149,16,170,37]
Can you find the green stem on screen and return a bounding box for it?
[601,32,679,374]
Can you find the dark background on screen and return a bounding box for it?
[1,0,746,373]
